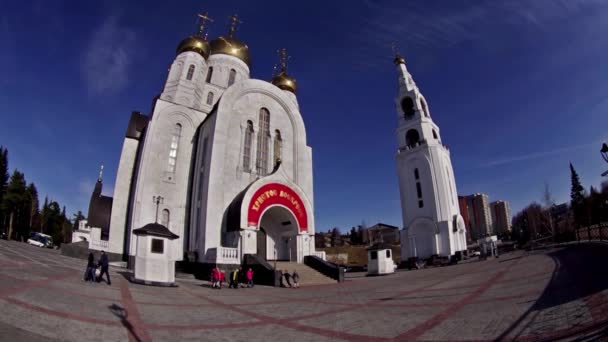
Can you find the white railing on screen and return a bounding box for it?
[312,251,326,261]
[90,239,109,251]
[216,247,240,264]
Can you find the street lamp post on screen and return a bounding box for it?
[601,143,608,177]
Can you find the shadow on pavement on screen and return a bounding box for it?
[495,243,608,341]
[108,303,142,342]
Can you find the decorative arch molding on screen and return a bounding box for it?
[215,79,308,183]
[159,108,196,129]
[235,163,314,234]
[407,216,439,235]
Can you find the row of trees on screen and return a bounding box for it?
[511,163,608,244]
[0,146,80,246]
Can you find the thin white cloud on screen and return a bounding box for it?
[354,0,608,69]
[80,16,136,95]
[477,142,599,168]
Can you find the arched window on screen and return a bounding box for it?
[206,67,213,83]
[161,209,170,228]
[273,130,282,166]
[167,123,182,174]
[401,97,415,118]
[207,92,214,105]
[243,121,254,171]
[432,129,438,139]
[405,129,420,148]
[228,69,237,86]
[256,108,270,175]
[186,64,195,81]
[420,98,429,117]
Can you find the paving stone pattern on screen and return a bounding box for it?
[0,240,607,341]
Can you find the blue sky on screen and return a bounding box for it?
[0,0,606,232]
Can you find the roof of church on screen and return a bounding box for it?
[87,180,113,235]
[125,111,149,140]
[133,223,179,240]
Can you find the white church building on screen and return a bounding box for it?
[80,14,323,268]
[393,55,468,261]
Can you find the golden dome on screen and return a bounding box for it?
[271,71,297,93]
[176,35,210,59]
[209,36,250,66]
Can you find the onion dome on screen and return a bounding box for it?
[209,36,250,66]
[271,71,297,93]
[176,35,210,59]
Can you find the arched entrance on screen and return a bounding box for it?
[258,206,298,261]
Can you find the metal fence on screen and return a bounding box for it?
[576,223,608,242]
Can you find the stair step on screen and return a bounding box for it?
[273,262,337,286]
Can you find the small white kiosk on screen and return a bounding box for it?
[132,223,179,286]
[367,243,397,276]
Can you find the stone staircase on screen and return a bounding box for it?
[274,261,336,286]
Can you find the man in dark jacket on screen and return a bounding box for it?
[97,251,111,285]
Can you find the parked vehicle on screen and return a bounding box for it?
[27,232,53,248]
[0,231,7,240]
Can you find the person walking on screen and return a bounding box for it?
[84,252,96,282]
[246,268,254,288]
[211,266,220,289]
[283,270,292,288]
[97,251,111,285]
[292,270,300,288]
[229,268,239,289]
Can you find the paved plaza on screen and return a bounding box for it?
[0,240,606,341]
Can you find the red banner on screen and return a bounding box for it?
[247,183,308,232]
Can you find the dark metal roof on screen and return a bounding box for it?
[87,180,113,236]
[366,243,394,251]
[368,223,400,230]
[125,111,149,140]
[133,223,179,240]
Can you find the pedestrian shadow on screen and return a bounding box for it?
[494,244,608,341]
[108,303,143,342]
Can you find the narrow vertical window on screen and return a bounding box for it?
[186,65,195,81]
[256,108,270,176]
[161,209,170,228]
[206,92,214,105]
[415,168,423,208]
[243,121,254,171]
[432,130,438,139]
[446,166,455,205]
[228,68,236,86]
[167,123,182,174]
[206,66,213,83]
[273,130,282,165]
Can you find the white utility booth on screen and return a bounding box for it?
[132,223,179,286]
[367,243,397,276]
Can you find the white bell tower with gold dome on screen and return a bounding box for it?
[393,54,467,261]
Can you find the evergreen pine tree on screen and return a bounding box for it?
[569,163,586,228]
[0,147,8,231]
[27,183,40,233]
[2,170,28,240]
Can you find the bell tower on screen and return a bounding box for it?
[393,54,467,261]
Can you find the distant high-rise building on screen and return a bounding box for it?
[460,193,492,240]
[490,200,511,236]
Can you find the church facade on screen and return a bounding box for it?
[393,56,468,260]
[93,15,319,267]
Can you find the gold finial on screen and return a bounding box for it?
[227,14,242,37]
[277,48,291,72]
[197,12,214,37]
[392,41,405,65]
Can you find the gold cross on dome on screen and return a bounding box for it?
[277,48,291,72]
[228,14,243,37]
[197,12,214,36]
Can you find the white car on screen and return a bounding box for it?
[27,233,53,248]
